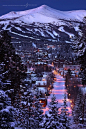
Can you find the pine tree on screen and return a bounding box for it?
[33,88,44,129]
[0,90,15,129]
[43,94,63,129]
[0,30,26,93]
[83,94,86,127]
[72,91,82,124]
[14,88,34,129]
[60,94,70,129]
[72,17,86,85]
[72,90,86,127]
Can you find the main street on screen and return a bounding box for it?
[43,71,72,115]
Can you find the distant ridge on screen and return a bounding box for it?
[0,5,86,23]
[0,5,85,44]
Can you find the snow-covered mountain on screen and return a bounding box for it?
[1,5,86,23]
[0,5,86,43]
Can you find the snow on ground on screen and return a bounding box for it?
[74,26,80,31]
[53,30,59,37]
[32,42,36,48]
[34,28,45,37]
[11,31,28,38]
[65,41,72,43]
[58,26,74,38]
[46,30,55,38]
[2,24,8,30]
[17,12,58,24]
[15,27,22,31]
[39,30,45,37]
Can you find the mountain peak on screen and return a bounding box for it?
[37,5,55,12]
[0,5,86,24]
[39,5,48,8]
[38,5,52,10]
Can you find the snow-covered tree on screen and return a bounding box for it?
[60,94,70,129]
[0,30,26,93]
[43,94,63,129]
[14,87,44,129]
[14,88,35,129]
[32,88,44,129]
[72,89,86,127]
[72,17,86,85]
[0,90,15,129]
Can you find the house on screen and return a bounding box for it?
[35,81,47,87]
[63,65,80,71]
[35,80,47,94]
[63,64,81,77]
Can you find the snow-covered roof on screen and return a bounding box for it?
[31,74,37,77]
[35,62,44,65]
[43,74,47,78]
[35,81,47,86]
[38,87,46,93]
